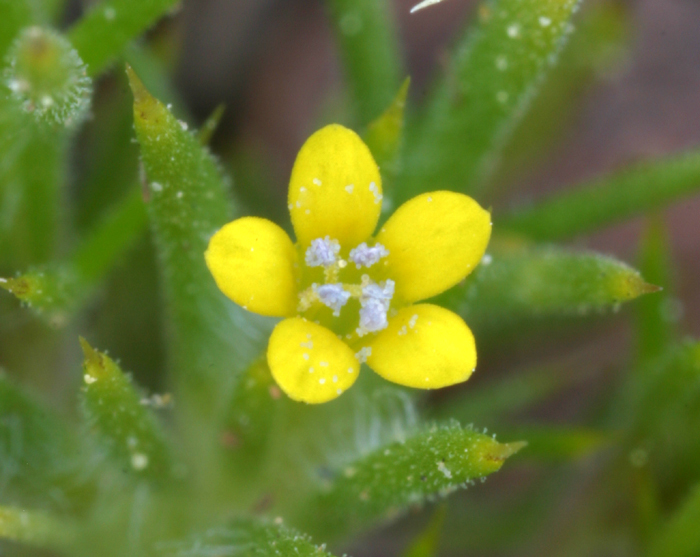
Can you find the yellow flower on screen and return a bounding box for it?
[205,124,491,403]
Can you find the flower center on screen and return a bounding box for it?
[299,236,394,339]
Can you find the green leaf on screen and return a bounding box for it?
[300,422,524,539]
[127,66,265,404]
[157,518,337,557]
[79,338,174,481]
[500,150,700,241]
[399,0,581,202]
[123,42,188,118]
[648,483,700,557]
[127,67,272,500]
[0,269,73,319]
[489,2,630,191]
[441,244,660,335]
[69,0,181,76]
[325,0,403,125]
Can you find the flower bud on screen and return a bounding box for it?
[3,27,92,127]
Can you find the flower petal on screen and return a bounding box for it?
[289,124,382,248]
[367,304,476,389]
[268,317,360,403]
[205,217,298,317]
[376,191,491,303]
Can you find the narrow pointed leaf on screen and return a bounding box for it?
[300,423,524,538]
[127,67,270,462]
[69,0,181,76]
[442,245,660,334]
[80,338,174,480]
[325,0,403,124]
[157,518,337,557]
[490,2,630,189]
[399,0,581,201]
[501,150,700,241]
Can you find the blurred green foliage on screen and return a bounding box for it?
[1,0,699,556]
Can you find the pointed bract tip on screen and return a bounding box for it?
[640,282,663,294]
[125,64,148,103]
[79,336,97,361]
[502,440,528,458]
[484,440,527,465]
[79,336,105,375]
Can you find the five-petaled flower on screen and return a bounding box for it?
[205,124,491,403]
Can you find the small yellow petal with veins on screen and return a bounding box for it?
[205,217,298,317]
[268,317,360,403]
[368,304,476,389]
[376,191,491,303]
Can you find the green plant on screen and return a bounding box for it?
[1,0,699,556]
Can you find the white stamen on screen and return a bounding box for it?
[305,236,340,267]
[315,283,351,316]
[356,279,395,336]
[349,242,389,269]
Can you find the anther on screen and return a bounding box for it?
[349,242,389,269]
[305,236,340,267]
